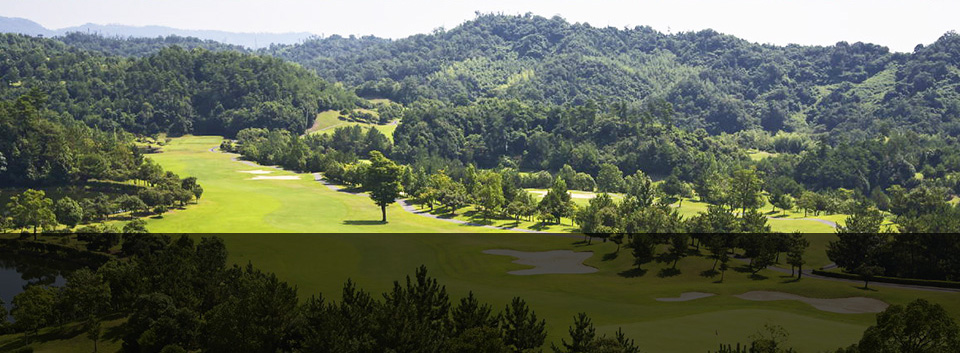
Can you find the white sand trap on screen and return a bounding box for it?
[656,292,716,302]
[250,175,301,180]
[483,249,597,275]
[238,170,273,174]
[735,291,888,314]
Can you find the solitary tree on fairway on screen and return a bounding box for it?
[659,174,690,207]
[667,234,688,269]
[731,168,764,216]
[473,170,505,220]
[538,178,575,224]
[86,315,102,353]
[54,196,84,229]
[364,151,403,222]
[630,235,656,272]
[771,194,794,216]
[786,232,809,279]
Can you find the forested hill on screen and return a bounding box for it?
[262,13,960,136]
[0,33,360,137]
[57,32,250,57]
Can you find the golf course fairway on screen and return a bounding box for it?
[138,136,960,352]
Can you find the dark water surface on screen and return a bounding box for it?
[0,251,76,321]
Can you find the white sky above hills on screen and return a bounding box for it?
[1,0,957,52]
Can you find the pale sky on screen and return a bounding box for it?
[1,0,957,52]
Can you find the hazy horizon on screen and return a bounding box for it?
[1,0,958,52]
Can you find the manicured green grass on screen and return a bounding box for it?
[141,136,500,233]
[305,110,344,132]
[305,110,399,141]
[193,232,960,353]
[91,136,960,353]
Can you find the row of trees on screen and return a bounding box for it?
[2,174,201,239]
[225,125,391,173]
[829,208,960,281]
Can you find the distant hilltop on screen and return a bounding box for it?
[0,16,314,48]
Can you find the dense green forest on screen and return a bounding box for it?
[263,13,959,136]
[57,32,250,57]
[0,33,360,138]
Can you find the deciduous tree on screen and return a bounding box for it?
[364,151,403,222]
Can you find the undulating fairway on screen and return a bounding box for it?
[143,136,496,233]
[123,136,960,352]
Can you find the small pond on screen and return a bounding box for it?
[0,251,76,321]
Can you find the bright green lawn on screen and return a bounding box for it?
[305,110,399,141]
[141,136,498,233]
[57,136,959,353]
[747,149,778,161]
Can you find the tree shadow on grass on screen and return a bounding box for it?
[749,273,769,281]
[602,251,619,261]
[855,285,879,292]
[343,220,386,226]
[700,269,720,278]
[530,223,550,231]
[102,315,127,343]
[0,322,87,352]
[618,268,648,278]
[658,267,682,278]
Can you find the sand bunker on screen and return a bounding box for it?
[656,292,716,302]
[238,170,273,174]
[250,175,300,180]
[735,291,888,314]
[483,249,597,275]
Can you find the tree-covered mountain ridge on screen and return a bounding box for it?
[0,33,361,138]
[263,13,960,136]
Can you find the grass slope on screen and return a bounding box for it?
[306,110,398,141]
